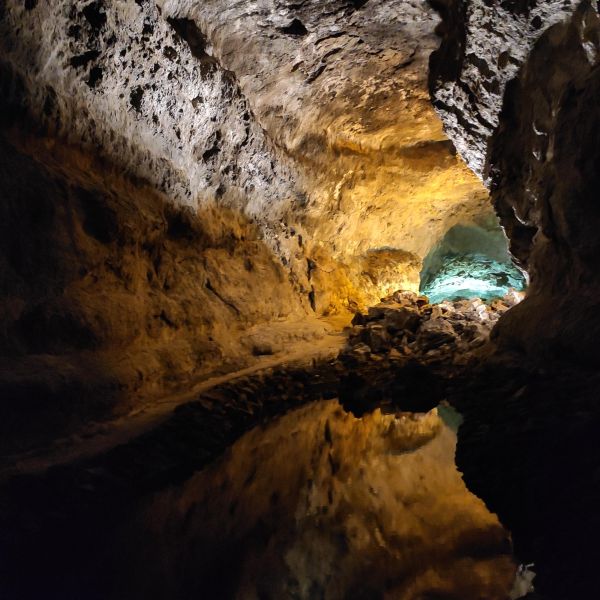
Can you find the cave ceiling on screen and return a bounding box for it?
[0,0,489,309]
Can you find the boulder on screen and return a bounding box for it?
[417,318,457,350]
[384,307,422,333]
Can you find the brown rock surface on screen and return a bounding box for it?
[0,0,501,446]
[0,134,312,452]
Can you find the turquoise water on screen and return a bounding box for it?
[420,253,527,304]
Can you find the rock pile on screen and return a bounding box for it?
[343,290,521,368]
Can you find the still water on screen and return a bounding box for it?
[119,400,516,599]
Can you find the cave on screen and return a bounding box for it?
[420,220,527,303]
[1,1,599,599]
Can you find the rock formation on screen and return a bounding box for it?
[431,0,600,360]
[3,0,600,598]
[430,2,600,596]
[0,0,495,446]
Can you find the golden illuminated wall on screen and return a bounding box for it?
[1,0,493,317]
[150,0,494,312]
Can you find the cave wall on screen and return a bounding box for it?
[0,0,500,447]
[429,0,581,181]
[431,0,600,361]
[0,0,493,314]
[0,135,313,452]
[0,0,312,447]
[429,3,600,595]
[158,0,491,297]
[0,0,300,213]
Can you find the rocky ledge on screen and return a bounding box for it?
[345,290,519,366]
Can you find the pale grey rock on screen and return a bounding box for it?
[430,0,580,180]
[432,0,600,359]
[0,0,301,226]
[160,0,440,156]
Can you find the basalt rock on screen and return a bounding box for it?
[344,290,514,366]
[0,0,503,448]
[338,291,517,416]
[431,0,600,361]
[430,3,600,597]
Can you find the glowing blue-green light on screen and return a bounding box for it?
[421,254,526,304]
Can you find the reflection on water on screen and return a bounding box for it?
[122,401,515,599]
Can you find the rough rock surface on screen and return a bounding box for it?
[489,4,600,359]
[421,253,525,303]
[419,220,527,302]
[335,290,518,417]
[0,0,298,211]
[0,134,315,452]
[429,3,600,597]
[430,0,581,181]
[343,290,517,368]
[431,0,600,360]
[0,0,502,444]
[0,0,491,312]
[0,0,313,446]
[159,0,491,307]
